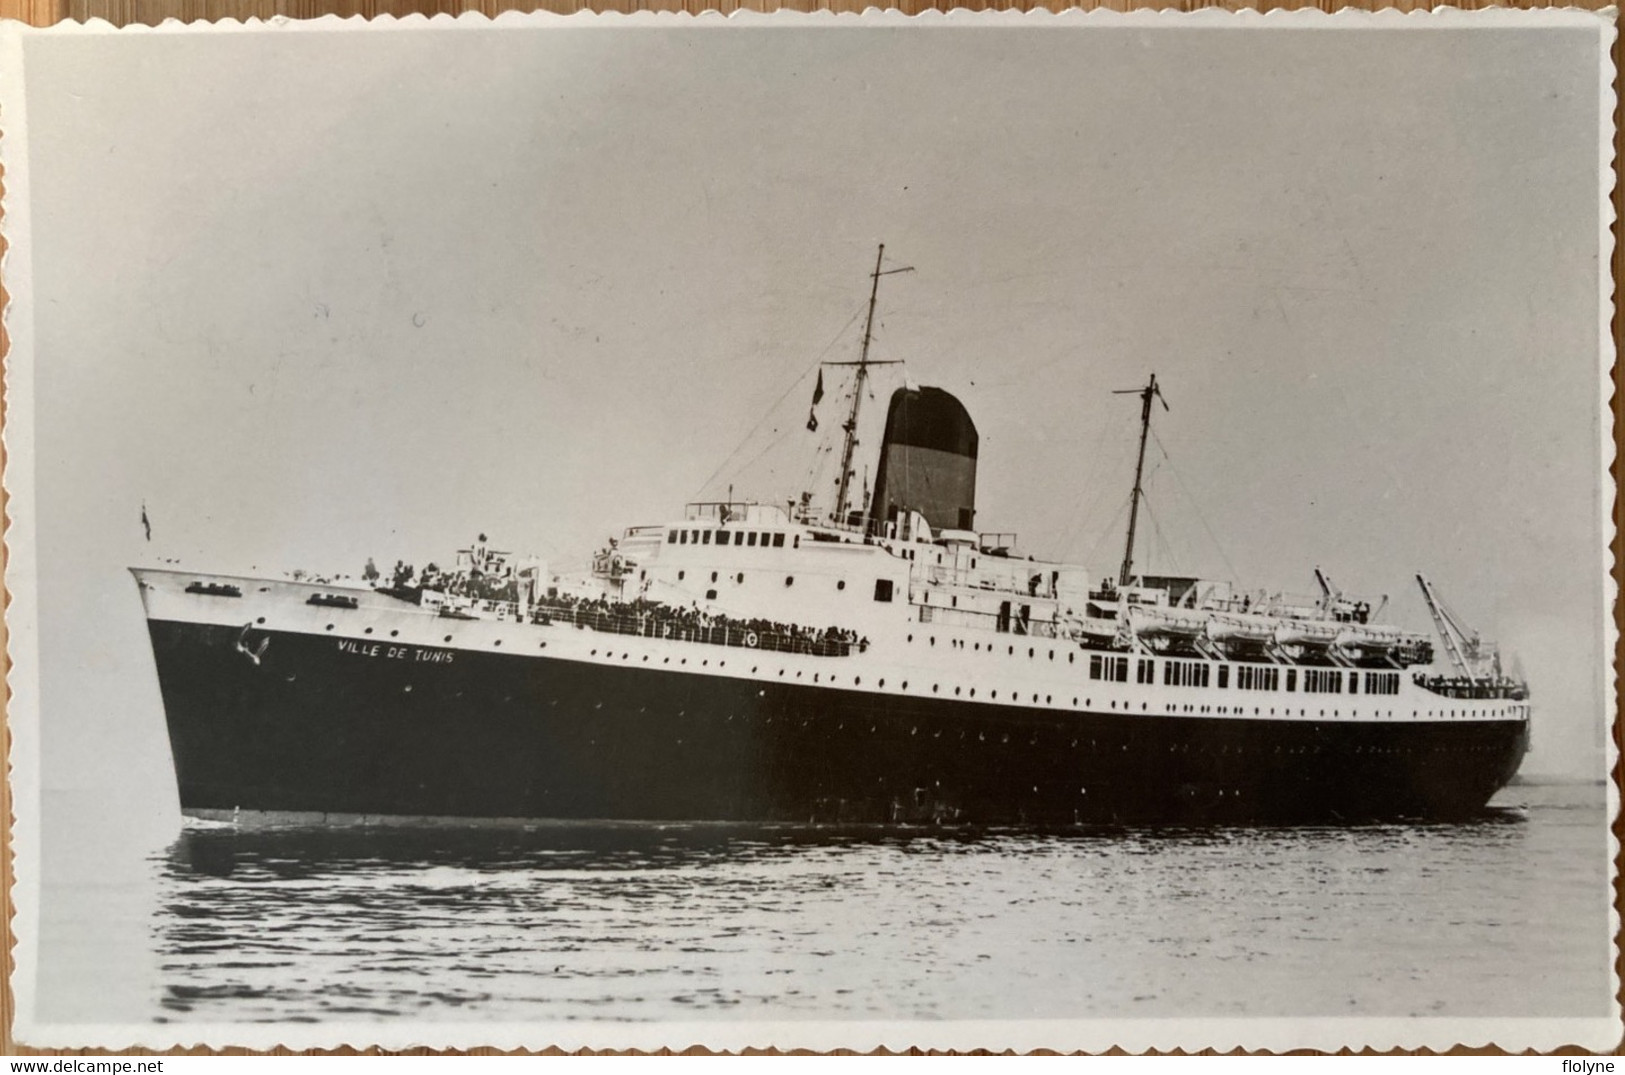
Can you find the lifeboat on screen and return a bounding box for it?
[1129,605,1208,641]
[1206,613,1275,646]
[1335,625,1428,661]
[1273,619,1339,649]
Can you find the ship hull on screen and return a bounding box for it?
[147,619,1528,826]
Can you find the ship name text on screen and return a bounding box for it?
[336,639,455,663]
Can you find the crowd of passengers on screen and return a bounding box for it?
[530,593,867,656]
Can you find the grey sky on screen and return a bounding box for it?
[14,14,1609,837]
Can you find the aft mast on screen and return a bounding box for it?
[1114,373,1168,587]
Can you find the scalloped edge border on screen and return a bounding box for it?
[0,4,1618,1054]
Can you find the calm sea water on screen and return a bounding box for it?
[35,783,1612,1027]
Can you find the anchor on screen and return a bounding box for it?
[235,623,270,666]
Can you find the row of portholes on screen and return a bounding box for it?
[906,634,1068,664]
[325,622,400,639]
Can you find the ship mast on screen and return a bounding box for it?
[828,244,910,525]
[1114,372,1167,588]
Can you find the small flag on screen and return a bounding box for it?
[806,368,824,431]
[141,502,152,542]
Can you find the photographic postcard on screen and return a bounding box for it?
[0,7,1618,1052]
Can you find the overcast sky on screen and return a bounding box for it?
[12,14,1610,838]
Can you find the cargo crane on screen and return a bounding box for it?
[1415,573,1502,684]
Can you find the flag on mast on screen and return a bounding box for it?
[806,368,825,432]
[141,502,152,542]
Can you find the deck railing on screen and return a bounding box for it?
[530,599,857,658]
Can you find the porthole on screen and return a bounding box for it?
[902,681,909,689]
[932,684,940,693]
[325,624,334,632]
[879,679,885,688]
[837,580,846,590]
[785,576,795,587]
[737,573,745,584]
[494,640,502,647]
[855,676,862,685]
[256,616,266,624]
[390,630,399,638]
[364,627,374,635]
[678,570,685,581]
[954,686,961,696]
[444,635,452,643]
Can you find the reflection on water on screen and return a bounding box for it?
[141,785,1608,1024]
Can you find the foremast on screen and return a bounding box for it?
[827,244,910,526]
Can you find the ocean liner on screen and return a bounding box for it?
[132,248,1530,826]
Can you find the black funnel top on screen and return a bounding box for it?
[868,387,979,533]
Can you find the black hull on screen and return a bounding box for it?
[147,620,1528,826]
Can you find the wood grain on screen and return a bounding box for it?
[0,0,1616,1057]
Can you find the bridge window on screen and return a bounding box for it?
[759,532,770,545]
[702,530,712,545]
[1349,674,1359,695]
[1136,659,1154,684]
[679,531,689,545]
[773,533,785,547]
[747,532,758,547]
[705,589,717,600]
[1286,669,1297,692]
[668,530,678,544]
[1218,665,1229,689]
[874,579,895,602]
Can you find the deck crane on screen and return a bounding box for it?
[1314,567,1388,624]
[1414,574,1501,683]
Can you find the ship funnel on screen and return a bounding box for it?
[869,386,979,534]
